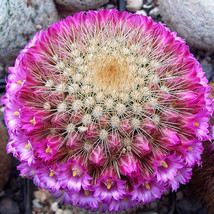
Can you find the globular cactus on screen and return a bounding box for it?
[0,121,10,191]
[191,142,214,213]
[2,10,213,212]
[191,83,214,213]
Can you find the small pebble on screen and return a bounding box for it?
[106,4,115,9]
[149,7,160,17]
[126,0,143,12]
[136,10,147,16]
[147,0,153,4]
[56,209,64,214]
[63,209,73,214]
[0,106,5,113]
[143,3,153,9]
[34,190,48,202]
[33,207,42,213]
[51,201,59,212]
[35,24,42,30]
[32,199,42,209]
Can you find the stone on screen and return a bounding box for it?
[0,121,10,191]
[136,10,147,16]
[56,209,64,214]
[34,190,48,202]
[0,0,59,63]
[126,0,143,12]
[32,199,42,209]
[55,0,109,11]
[63,209,73,214]
[106,3,115,9]
[149,7,160,17]
[159,0,214,51]
[147,0,153,4]
[51,201,59,212]
[143,3,153,9]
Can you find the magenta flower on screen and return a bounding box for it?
[132,179,166,203]
[169,167,193,191]
[3,9,213,212]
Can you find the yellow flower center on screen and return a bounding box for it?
[188,146,193,151]
[49,171,54,177]
[144,182,151,190]
[14,111,20,116]
[84,190,89,196]
[25,144,31,149]
[17,80,22,85]
[194,122,199,127]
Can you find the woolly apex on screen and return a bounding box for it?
[3,9,213,212]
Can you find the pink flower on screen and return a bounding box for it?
[17,162,36,179]
[109,196,138,212]
[3,98,21,133]
[57,160,92,192]
[3,9,212,212]
[8,133,35,165]
[66,189,101,211]
[132,179,167,203]
[35,164,61,191]
[169,167,192,191]
[153,154,184,182]
[177,139,204,167]
[94,167,126,203]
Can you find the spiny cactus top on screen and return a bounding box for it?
[3,10,213,212]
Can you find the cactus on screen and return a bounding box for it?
[191,83,214,213]
[0,121,10,191]
[2,10,213,212]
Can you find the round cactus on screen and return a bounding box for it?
[191,83,214,213]
[0,121,10,191]
[2,10,213,212]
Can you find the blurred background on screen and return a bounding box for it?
[0,0,214,213]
